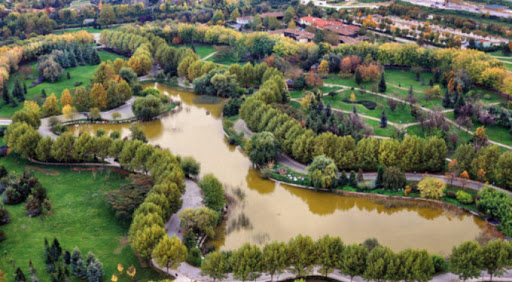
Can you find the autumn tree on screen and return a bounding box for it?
[60,89,73,106]
[318,60,329,76]
[417,177,445,199]
[42,94,60,116]
[90,83,108,110]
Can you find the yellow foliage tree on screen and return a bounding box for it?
[417,177,446,199]
[60,89,73,106]
[318,60,329,76]
[62,104,77,120]
[42,94,60,116]
[90,83,108,110]
[23,101,40,116]
[350,92,356,102]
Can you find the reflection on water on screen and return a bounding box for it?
[69,82,490,255]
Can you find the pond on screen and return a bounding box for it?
[69,82,492,255]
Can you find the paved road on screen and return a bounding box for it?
[233,119,510,195]
[164,179,203,241]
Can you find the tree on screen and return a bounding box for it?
[349,170,357,188]
[179,207,218,238]
[497,151,512,190]
[231,243,263,281]
[307,155,338,189]
[199,174,225,212]
[15,268,25,282]
[355,68,363,85]
[90,83,107,110]
[417,177,445,199]
[201,251,229,281]
[152,235,187,275]
[131,224,166,261]
[380,110,387,128]
[382,166,406,189]
[262,241,288,281]
[98,4,115,27]
[129,123,147,142]
[288,234,316,277]
[87,260,104,282]
[378,73,386,93]
[398,249,435,281]
[181,156,200,178]
[375,166,384,188]
[42,94,60,116]
[481,239,511,281]
[341,244,368,281]
[318,60,329,76]
[450,241,483,281]
[229,9,240,21]
[245,132,280,166]
[71,247,87,279]
[62,105,77,120]
[60,89,72,106]
[12,109,40,128]
[132,96,162,121]
[51,132,75,162]
[2,85,10,105]
[316,235,344,277]
[364,246,399,281]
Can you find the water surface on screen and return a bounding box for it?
[69,82,490,255]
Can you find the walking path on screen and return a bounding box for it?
[201,51,217,62]
[233,119,510,195]
[323,82,512,150]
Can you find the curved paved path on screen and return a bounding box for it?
[233,119,510,195]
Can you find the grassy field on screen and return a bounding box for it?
[0,154,163,281]
[323,89,417,124]
[365,119,396,137]
[54,27,104,34]
[1,51,125,117]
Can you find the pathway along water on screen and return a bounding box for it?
[69,82,492,256]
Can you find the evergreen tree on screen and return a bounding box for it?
[357,168,364,182]
[442,88,451,108]
[2,85,10,104]
[67,72,71,79]
[453,93,466,118]
[86,252,96,266]
[349,170,358,188]
[429,78,434,87]
[44,238,52,264]
[375,166,384,188]
[63,250,71,265]
[76,47,85,65]
[11,97,18,107]
[434,69,441,83]
[339,170,348,186]
[408,85,413,96]
[378,73,386,93]
[13,79,24,101]
[68,50,77,67]
[23,82,27,95]
[89,50,101,65]
[41,89,47,98]
[355,68,363,85]
[15,267,26,282]
[50,238,62,262]
[87,261,103,282]
[70,247,84,277]
[380,110,387,128]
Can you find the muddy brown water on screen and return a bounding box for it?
[69,82,490,255]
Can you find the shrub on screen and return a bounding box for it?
[181,156,201,178]
[132,96,162,121]
[259,166,273,179]
[341,99,377,110]
[446,190,457,199]
[74,81,83,87]
[431,254,448,273]
[139,88,161,97]
[223,97,245,117]
[0,126,7,137]
[186,248,202,267]
[456,190,473,204]
[0,205,10,225]
[417,177,446,199]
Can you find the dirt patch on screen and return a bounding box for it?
[26,166,59,176]
[113,236,130,254]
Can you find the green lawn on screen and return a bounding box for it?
[290,86,342,99]
[323,90,417,124]
[406,123,472,147]
[0,154,163,281]
[54,27,104,34]
[365,119,396,137]
[1,51,126,117]
[171,44,216,59]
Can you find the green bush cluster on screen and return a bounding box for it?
[456,190,473,204]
